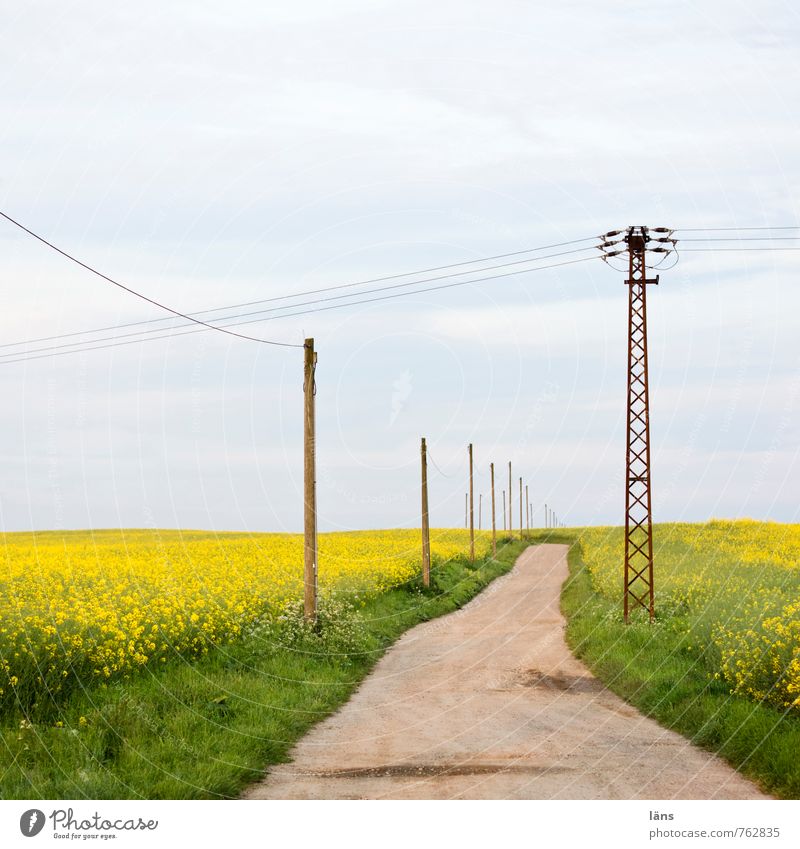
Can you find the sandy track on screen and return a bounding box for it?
[244,544,768,800]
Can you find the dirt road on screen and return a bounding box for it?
[244,544,768,799]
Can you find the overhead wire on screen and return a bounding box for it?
[0,254,602,366]
[0,245,600,360]
[0,210,303,349]
[679,247,800,252]
[5,209,798,368]
[425,447,457,479]
[678,236,800,241]
[673,225,800,232]
[0,222,601,352]
[650,249,680,270]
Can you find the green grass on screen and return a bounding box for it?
[561,537,800,799]
[0,538,528,800]
[6,524,796,800]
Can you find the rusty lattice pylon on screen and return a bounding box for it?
[599,225,678,620]
[623,226,659,623]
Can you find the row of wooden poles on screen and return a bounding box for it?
[421,440,564,588]
[463,491,563,532]
[302,337,564,621]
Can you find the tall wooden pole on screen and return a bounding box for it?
[519,477,523,536]
[421,437,430,587]
[508,462,513,538]
[468,443,475,563]
[303,338,318,622]
[490,463,497,557]
[525,484,529,535]
[502,489,506,531]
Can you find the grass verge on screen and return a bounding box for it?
[0,538,528,800]
[561,539,800,799]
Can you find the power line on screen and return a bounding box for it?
[3,254,601,364]
[680,247,800,252]
[673,226,800,232]
[426,447,457,479]
[679,236,800,241]
[0,229,601,352]
[0,211,304,349]
[0,245,599,359]
[0,254,602,366]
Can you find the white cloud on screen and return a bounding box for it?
[1,0,799,529]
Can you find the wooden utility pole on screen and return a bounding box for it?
[519,477,523,536]
[468,443,475,563]
[508,462,513,538]
[490,463,497,557]
[525,484,529,535]
[502,489,506,531]
[420,437,430,587]
[303,338,318,622]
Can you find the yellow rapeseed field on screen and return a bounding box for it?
[578,520,800,711]
[0,528,490,707]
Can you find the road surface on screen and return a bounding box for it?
[244,544,769,800]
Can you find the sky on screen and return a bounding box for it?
[1,0,799,533]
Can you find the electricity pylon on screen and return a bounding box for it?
[600,226,675,623]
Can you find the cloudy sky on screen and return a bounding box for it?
[1,0,799,533]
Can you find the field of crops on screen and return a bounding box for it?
[0,528,491,712]
[578,520,800,711]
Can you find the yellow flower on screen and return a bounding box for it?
[0,528,489,700]
[579,520,800,711]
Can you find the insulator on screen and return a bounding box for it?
[602,229,623,238]
[651,227,674,233]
